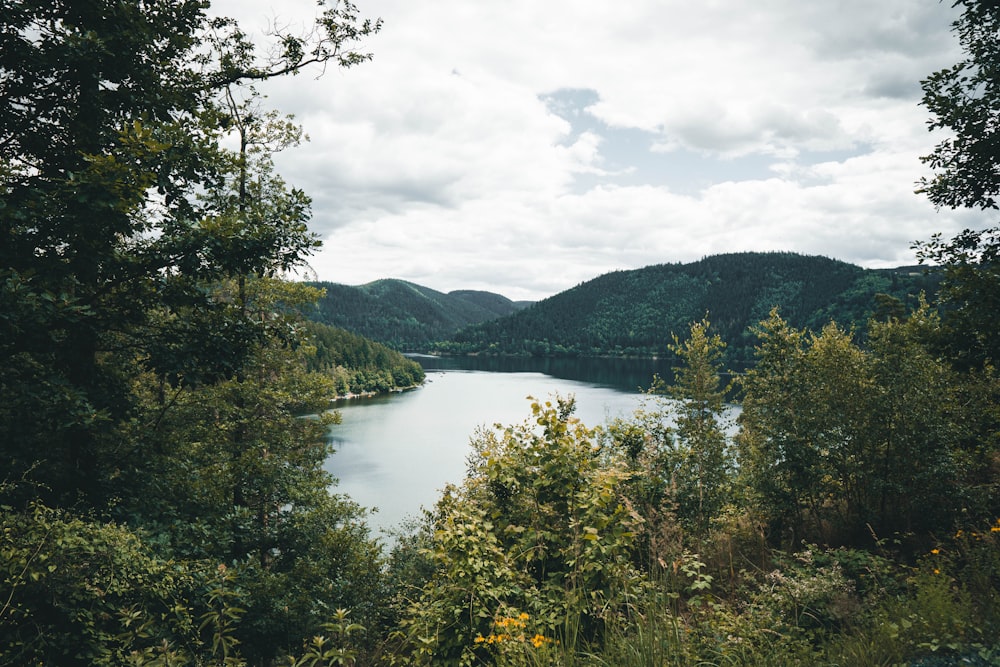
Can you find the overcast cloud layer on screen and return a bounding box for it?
[215,0,992,301]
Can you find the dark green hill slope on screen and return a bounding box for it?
[304,279,527,350]
[302,320,425,395]
[438,252,940,366]
[448,290,527,318]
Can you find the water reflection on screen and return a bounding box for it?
[410,354,673,392]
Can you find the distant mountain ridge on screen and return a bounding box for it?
[304,279,529,350]
[303,253,940,360]
[436,252,941,365]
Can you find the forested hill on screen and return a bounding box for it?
[302,320,425,395]
[438,252,940,366]
[304,279,529,350]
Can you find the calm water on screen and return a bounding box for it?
[323,357,671,539]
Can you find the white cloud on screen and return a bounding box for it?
[212,0,993,301]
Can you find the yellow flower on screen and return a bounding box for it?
[934,568,941,575]
[518,612,530,621]
[474,635,486,644]
[530,633,550,648]
[930,548,940,555]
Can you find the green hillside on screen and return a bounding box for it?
[304,279,528,350]
[437,252,940,366]
[301,320,425,395]
[447,289,532,316]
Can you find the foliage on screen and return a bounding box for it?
[396,398,643,665]
[916,0,1000,372]
[0,0,377,507]
[287,608,367,667]
[2,2,999,664]
[919,0,1000,212]
[0,1,392,664]
[736,304,976,546]
[0,502,245,666]
[112,278,390,664]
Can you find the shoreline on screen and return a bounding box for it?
[330,382,423,404]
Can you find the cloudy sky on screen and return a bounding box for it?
[215,0,990,301]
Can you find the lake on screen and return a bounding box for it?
[323,356,674,541]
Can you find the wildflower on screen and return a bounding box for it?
[934,568,941,575]
[530,633,550,648]
[930,548,940,555]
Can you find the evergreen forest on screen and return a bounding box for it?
[436,253,940,367]
[304,280,528,351]
[2,2,1000,667]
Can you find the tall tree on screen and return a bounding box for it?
[917,0,1000,368]
[1,3,389,663]
[0,0,380,509]
[737,307,968,547]
[665,318,732,533]
[916,4,1000,530]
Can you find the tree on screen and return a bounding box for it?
[0,2,390,662]
[0,0,379,508]
[665,319,732,533]
[737,307,970,547]
[917,0,1000,368]
[736,310,830,546]
[919,1,1000,211]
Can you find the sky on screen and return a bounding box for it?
[214,0,993,302]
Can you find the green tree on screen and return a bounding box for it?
[913,1,1000,538]
[665,318,732,534]
[862,305,966,536]
[737,307,969,547]
[120,278,389,665]
[919,1,1000,211]
[0,2,389,663]
[735,310,815,545]
[0,0,379,510]
[917,0,1000,368]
